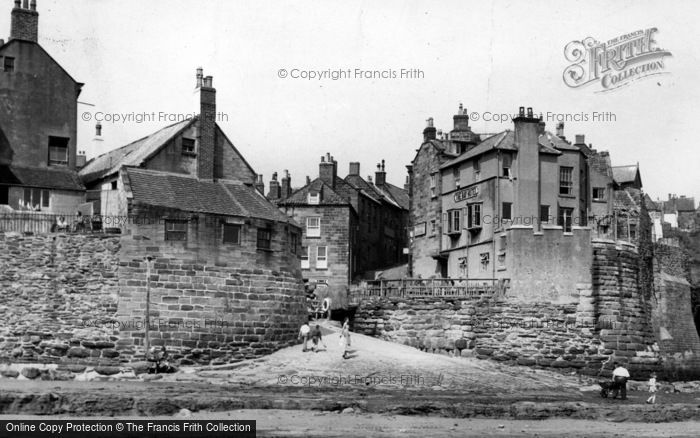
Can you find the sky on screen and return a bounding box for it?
[6,0,699,203]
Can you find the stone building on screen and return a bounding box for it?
[660,194,696,232]
[275,154,409,290]
[76,70,306,362]
[409,105,603,280]
[0,0,85,213]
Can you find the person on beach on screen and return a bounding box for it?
[646,372,657,404]
[310,324,327,352]
[298,321,310,352]
[340,317,351,359]
[610,362,630,400]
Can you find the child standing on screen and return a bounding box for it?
[646,372,657,404]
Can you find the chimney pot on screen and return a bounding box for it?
[30,0,36,10]
[14,0,20,8]
[306,176,311,185]
[519,106,525,116]
[320,156,325,162]
[95,122,102,137]
[22,0,28,8]
[527,107,533,118]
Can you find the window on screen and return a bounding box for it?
[0,186,8,205]
[474,158,481,182]
[453,168,460,189]
[165,220,187,241]
[306,216,320,237]
[480,252,490,272]
[182,138,196,155]
[592,187,605,201]
[430,219,436,235]
[467,203,482,229]
[540,205,550,224]
[22,188,49,210]
[558,207,574,232]
[222,224,241,244]
[257,228,272,250]
[290,232,299,254]
[316,246,328,269]
[3,57,14,72]
[301,247,309,269]
[559,167,573,195]
[429,173,437,198]
[308,192,320,204]
[41,190,49,208]
[111,181,118,190]
[447,209,461,234]
[48,136,69,166]
[502,154,512,178]
[502,202,512,221]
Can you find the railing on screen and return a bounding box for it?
[0,211,102,234]
[353,278,509,301]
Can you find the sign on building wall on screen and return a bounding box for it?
[414,222,426,237]
[454,186,479,203]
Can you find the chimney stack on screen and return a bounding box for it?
[319,153,336,189]
[267,172,281,200]
[254,174,265,195]
[194,68,216,180]
[306,176,311,185]
[423,117,437,142]
[453,103,470,131]
[76,150,86,169]
[556,122,565,138]
[575,134,585,145]
[280,169,292,199]
[375,159,386,186]
[11,0,39,43]
[348,162,360,176]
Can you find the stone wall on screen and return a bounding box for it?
[355,239,661,377]
[116,233,306,364]
[0,233,121,364]
[652,242,700,379]
[0,230,307,366]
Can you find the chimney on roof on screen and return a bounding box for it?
[76,150,86,169]
[556,122,565,138]
[375,160,386,186]
[280,169,292,200]
[306,175,311,185]
[267,172,281,200]
[319,153,336,189]
[254,174,265,195]
[423,117,437,142]
[11,0,39,43]
[367,175,373,183]
[194,68,216,180]
[453,103,470,131]
[575,134,585,145]
[349,162,360,176]
[404,175,410,191]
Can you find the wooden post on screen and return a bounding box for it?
[144,256,153,360]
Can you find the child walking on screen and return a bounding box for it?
[646,372,657,404]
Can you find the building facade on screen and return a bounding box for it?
[410,105,614,280]
[275,155,409,289]
[0,1,85,213]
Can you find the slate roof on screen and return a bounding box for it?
[123,167,292,223]
[441,131,515,169]
[344,175,383,203]
[665,196,696,212]
[0,165,85,191]
[380,182,409,210]
[278,178,352,207]
[612,165,639,185]
[79,119,194,184]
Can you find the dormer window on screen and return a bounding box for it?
[182,138,196,156]
[308,192,320,204]
[3,57,14,72]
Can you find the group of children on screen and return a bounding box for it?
[298,317,352,359]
